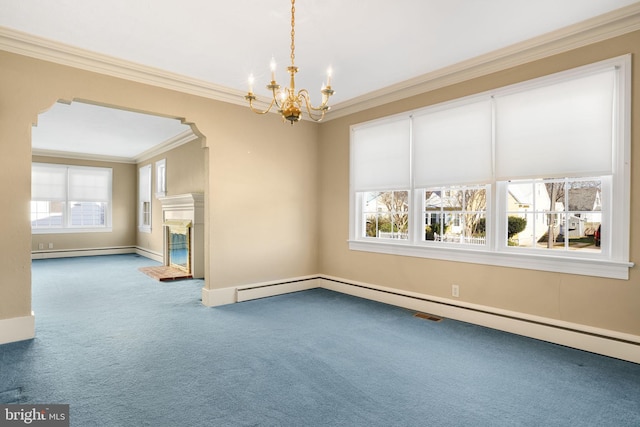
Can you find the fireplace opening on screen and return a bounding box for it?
[164,219,192,274]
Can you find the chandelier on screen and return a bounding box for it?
[245,0,335,125]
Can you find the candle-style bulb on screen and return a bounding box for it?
[270,57,277,81]
[248,74,255,93]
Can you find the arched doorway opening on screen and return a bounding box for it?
[30,99,207,309]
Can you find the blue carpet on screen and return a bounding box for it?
[1,254,639,426]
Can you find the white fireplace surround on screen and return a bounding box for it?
[159,193,204,279]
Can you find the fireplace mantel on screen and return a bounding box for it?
[159,193,204,212]
[159,193,204,279]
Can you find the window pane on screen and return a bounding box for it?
[567,180,602,252]
[70,202,106,227]
[423,186,487,245]
[424,190,441,211]
[363,191,409,240]
[30,201,63,228]
[506,178,601,253]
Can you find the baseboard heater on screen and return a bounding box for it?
[236,276,320,302]
[235,275,640,364]
[31,246,137,260]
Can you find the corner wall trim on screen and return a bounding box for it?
[0,313,35,345]
[200,274,640,364]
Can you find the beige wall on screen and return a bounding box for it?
[31,156,136,252]
[2,30,637,342]
[317,31,640,337]
[136,138,206,256]
[0,50,319,322]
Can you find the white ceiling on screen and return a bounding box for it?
[32,101,193,162]
[2,0,638,159]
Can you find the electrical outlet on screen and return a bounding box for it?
[48,243,54,249]
[38,243,44,250]
[451,284,460,298]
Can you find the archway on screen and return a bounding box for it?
[30,99,208,318]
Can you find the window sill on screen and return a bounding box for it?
[348,240,633,280]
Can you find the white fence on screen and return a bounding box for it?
[435,233,486,245]
[378,232,486,245]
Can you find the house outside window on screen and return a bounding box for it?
[31,163,112,233]
[349,55,631,279]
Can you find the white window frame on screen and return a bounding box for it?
[139,164,152,233]
[31,163,112,234]
[155,158,166,198]
[349,55,632,280]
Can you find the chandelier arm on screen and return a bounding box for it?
[271,85,284,110]
[246,96,277,115]
[297,89,331,112]
[297,91,327,122]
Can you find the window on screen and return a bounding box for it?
[155,158,166,198]
[423,185,488,245]
[139,164,152,233]
[349,55,631,279]
[505,178,603,252]
[31,163,112,233]
[363,191,409,239]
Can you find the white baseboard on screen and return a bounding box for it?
[202,287,237,307]
[135,247,163,263]
[201,276,320,307]
[236,277,320,302]
[319,276,640,364]
[32,246,136,260]
[0,313,35,345]
[200,274,640,364]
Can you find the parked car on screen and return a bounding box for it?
[594,224,601,247]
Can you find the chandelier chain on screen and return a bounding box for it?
[290,0,295,66]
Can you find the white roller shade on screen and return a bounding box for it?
[68,167,111,202]
[351,117,411,191]
[32,163,66,201]
[413,99,493,187]
[139,165,152,202]
[495,69,615,180]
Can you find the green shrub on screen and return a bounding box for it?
[508,216,527,239]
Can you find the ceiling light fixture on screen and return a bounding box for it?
[245,0,335,125]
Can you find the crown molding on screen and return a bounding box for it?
[31,148,138,164]
[32,129,198,164]
[134,129,199,163]
[0,26,248,107]
[326,2,640,120]
[2,2,640,121]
